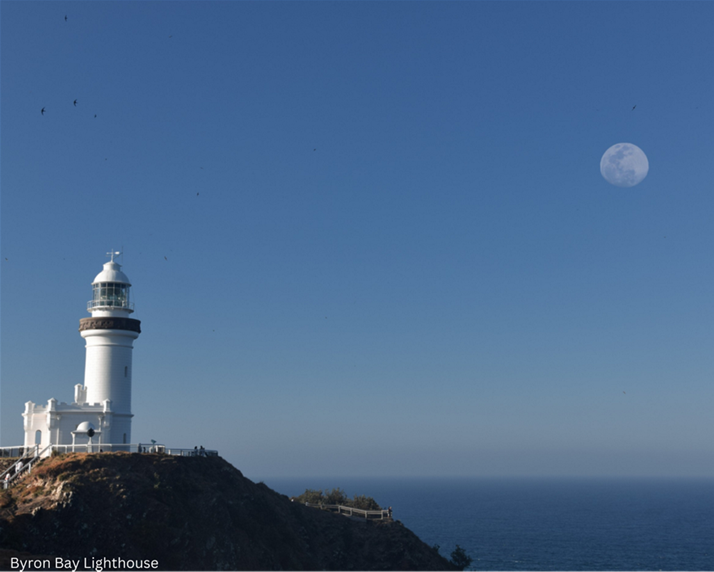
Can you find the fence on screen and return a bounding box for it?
[1,444,51,490]
[44,444,218,457]
[0,446,29,458]
[304,502,392,520]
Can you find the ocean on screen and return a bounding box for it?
[262,476,714,571]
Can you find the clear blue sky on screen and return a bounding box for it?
[2,1,713,479]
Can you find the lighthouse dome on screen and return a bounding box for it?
[75,421,96,433]
[93,261,131,285]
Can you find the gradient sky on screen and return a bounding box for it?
[2,1,713,479]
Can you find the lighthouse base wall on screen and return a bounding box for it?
[23,400,133,450]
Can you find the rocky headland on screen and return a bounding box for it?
[0,453,456,571]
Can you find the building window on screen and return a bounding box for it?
[91,282,131,309]
[35,430,42,445]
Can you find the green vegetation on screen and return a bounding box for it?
[449,544,473,571]
[293,488,382,511]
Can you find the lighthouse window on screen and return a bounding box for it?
[92,283,130,308]
[35,430,42,445]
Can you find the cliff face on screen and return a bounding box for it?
[0,453,456,571]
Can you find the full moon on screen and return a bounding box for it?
[600,143,649,187]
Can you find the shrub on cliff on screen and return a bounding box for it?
[350,494,381,511]
[294,488,381,510]
[449,545,473,570]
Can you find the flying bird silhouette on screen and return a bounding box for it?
[64,15,67,21]
[41,107,45,115]
[632,105,636,111]
[73,99,77,107]
[94,114,97,118]
[164,256,167,260]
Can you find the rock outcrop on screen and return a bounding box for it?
[0,453,456,571]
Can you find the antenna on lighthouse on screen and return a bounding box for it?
[106,250,121,263]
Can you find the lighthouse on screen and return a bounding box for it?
[78,251,141,444]
[23,252,141,451]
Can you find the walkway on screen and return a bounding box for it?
[303,502,392,521]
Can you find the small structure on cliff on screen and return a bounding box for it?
[22,252,142,454]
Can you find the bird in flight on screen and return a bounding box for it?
[65,15,67,21]
[94,114,97,118]
[164,256,167,260]
[73,99,77,107]
[41,107,46,115]
[631,105,636,111]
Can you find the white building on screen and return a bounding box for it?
[22,252,141,452]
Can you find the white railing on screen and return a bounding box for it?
[304,503,392,520]
[0,446,31,458]
[162,447,218,457]
[1,444,50,489]
[87,300,134,311]
[48,443,148,455]
[43,443,218,457]
[0,443,218,457]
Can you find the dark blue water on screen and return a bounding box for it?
[262,477,714,571]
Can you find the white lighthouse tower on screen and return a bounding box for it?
[78,251,141,445]
[23,252,141,451]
